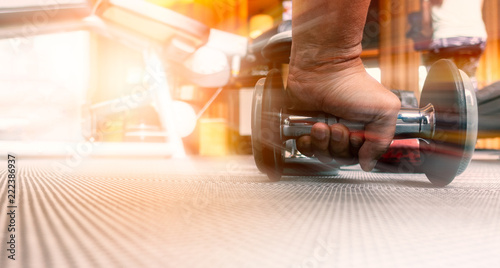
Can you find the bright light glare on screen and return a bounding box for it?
[172,101,197,138]
[419,65,428,92]
[183,46,228,75]
[366,67,381,83]
[0,31,89,142]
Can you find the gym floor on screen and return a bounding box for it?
[1,152,499,268]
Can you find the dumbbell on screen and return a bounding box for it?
[252,59,478,186]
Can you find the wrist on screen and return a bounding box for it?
[289,43,363,73]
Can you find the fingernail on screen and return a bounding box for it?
[312,128,327,140]
[351,136,363,148]
[367,160,378,171]
[331,128,343,142]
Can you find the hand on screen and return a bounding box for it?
[286,59,401,171]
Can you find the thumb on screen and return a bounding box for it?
[357,118,397,171]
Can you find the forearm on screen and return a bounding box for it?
[290,0,371,70]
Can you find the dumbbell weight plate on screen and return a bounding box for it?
[251,69,285,181]
[418,59,478,186]
[251,78,265,173]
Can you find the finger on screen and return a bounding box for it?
[356,89,400,171]
[358,119,397,171]
[310,123,333,163]
[296,135,314,157]
[328,124,356,165]
[349,131,364,156]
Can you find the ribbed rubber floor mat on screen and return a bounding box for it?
[1,156,499,268]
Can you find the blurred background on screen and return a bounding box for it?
[0,0,499,160]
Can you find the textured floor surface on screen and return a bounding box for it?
[1,154,500,268]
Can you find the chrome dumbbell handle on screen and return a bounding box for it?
[282,104,435,139]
